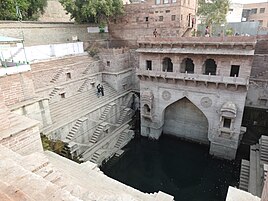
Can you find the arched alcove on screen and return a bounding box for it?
[143,104,151,114]
[180,58,194,73]
[203,59,217,75]
[162,57,173,72]
[163,97,209,144]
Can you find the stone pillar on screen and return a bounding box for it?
[209,139,238,160]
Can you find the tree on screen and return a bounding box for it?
[59,0,124,24]
[0,0,47,21]
[197,0,230,27]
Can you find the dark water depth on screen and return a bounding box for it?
[101,135,240,201]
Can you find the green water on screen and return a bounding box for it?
[101,135,240,201]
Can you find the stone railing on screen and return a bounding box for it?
[136,69,249,86]
[138,36,257,44]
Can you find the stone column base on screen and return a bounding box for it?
[141,125,163,140]
[209,142,238,160]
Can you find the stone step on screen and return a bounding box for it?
[49,91,118,128]
[50,86,117,119]
[50,90,117,118]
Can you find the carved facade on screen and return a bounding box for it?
[137,36,256,160]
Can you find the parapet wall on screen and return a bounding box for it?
[0,21,94,46]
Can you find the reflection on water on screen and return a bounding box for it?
[101,134,240,201]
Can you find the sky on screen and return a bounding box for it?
[231,0,267,3]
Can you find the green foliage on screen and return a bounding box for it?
[59,0,124,24]
[87,47,100,57]
[197,0,230,26]
[41,134,64,154]
[225,27,234,36]
[0,0,47,20]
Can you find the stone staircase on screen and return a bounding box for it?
[114,131,127,149]
[49,87,60,99]
[99,104,113,121]
[60,143,70,157]
[89,149,106,164]
[82,61,100,75]
[89,123,105,144]
[45,82,121,134]
[237,135,268,198]
[50,69,63,83]
[1,140,174,201]
[260,136,268,163]
[77,79,90,92]
[239,159,250,191]
[117,108,129,124]
[66,118,85,141]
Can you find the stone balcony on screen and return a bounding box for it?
[136,69,249,88]
[137,36,257,56]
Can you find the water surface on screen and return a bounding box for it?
[101,135,240,201]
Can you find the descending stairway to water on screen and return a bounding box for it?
[44,82,125,134]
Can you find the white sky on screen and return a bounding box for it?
[231,0,267,4]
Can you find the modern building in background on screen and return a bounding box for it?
[242,2,268,27]
[227,3,244,23]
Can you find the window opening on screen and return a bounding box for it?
[230,65,240,77]
[204,59,217,75]
[181,58,194,73]
[146,60,152,70]
[66,72,71,80]
[60,93,66,99]
[162,58,173,72]
[223,118,231,128]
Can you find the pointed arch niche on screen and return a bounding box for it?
[203,59,217,75]
[180,58,194,73]
[163,97,209,144]
[162,57,173,72]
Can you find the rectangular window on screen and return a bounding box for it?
[107,61,110,66]
[163,0,169,4]
[60,93,66,99]
[136,17,139,22]
[230,65,240,77]
[251,8,257,14]
[155,11,159,13]
[146,60,152,70]
[181,14,183,21]
[66,72,71,80]
[223,118,231,128]
[259,20,263,26]
[171,15,176,21]
[260,8,265,13]
[166,10,170,13]
[145,17,149,22]
[155,0,161,4]
[159,16,164,21]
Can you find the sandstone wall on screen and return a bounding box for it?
[109,0,197,42]
[0,72,36,106]
[247,36,268,109]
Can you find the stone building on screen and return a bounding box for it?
[109,0,197,45]
[136,36,256,160]
[242,2,268,28]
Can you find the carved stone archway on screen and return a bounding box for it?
[163,97,209,144]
